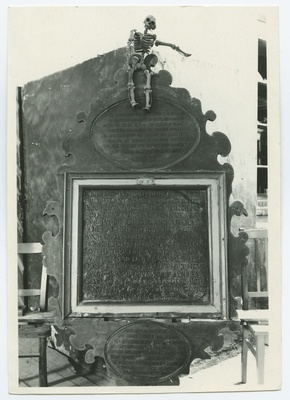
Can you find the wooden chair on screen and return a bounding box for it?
[236,229,269,385]
[18,243,53,387]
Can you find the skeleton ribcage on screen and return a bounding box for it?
[134,32,155,54]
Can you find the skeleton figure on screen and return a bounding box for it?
[127,15,191,111]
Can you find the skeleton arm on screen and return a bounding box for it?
[128,29,137,41]
[155,39,191,57]
[127,29,138,57]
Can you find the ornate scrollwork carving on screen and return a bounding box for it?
[42,200,63,323]
[228,201,250,317]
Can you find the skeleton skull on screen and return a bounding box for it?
[144,15,156,31]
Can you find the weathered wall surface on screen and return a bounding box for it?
[21,50,128,240]
[20,50,128,297]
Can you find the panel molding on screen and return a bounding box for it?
[63,172,228,319]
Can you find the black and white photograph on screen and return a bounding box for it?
[4,3,285,397]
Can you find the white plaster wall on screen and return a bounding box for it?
[152,9,266,230]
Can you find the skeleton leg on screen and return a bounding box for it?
[143,69,154,111]
[127,66,138,109]
[127,55,142,109]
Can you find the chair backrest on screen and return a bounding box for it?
[18,243,48,312]
[242,229,268,310]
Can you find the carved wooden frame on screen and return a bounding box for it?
[63,172,228,319]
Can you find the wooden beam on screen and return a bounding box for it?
[18,243,42,254]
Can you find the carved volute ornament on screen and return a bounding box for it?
[127,15,191,111]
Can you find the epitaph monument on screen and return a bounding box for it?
[19,18,249,385]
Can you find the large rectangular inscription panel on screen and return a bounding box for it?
[82,188,210,303]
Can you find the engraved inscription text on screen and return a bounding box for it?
[104,321,192,382]
[90,100,200,169]
[82,188,210,303]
